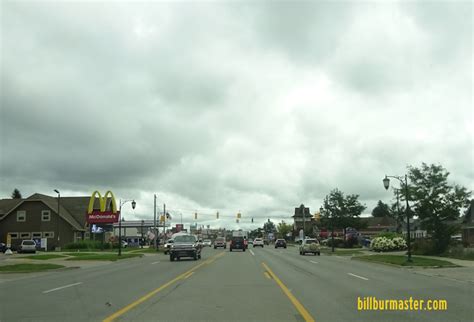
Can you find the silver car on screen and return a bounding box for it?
[18,240,37,254]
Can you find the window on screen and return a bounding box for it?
[43,232,54,238]
[20,232,31,239]
[32,232,42,238]
[17,211,26,222]
[9,232,19,239]
[41,210,51,221]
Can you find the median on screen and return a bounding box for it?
[0,263,65,273]
[64,252,143,261]
[352,255,458,267]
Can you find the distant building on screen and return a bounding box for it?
[358,216,398,237]
[292,205,315,237]
[462,200,474,245]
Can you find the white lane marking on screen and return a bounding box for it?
[151,261,160,265]
[42,282,82,294]
[309,260,319,264]
[249,249,255,256]
[348,273,369,281]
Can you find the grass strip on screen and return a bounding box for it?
[17,254,67,260]
[65,253,142,261]
[0,263,65,273]
[353,255,458,267]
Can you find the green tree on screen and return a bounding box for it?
[263,219,276,234]
[11,188,22,199]
[371,200,390,217]
[320,188,366,238]
[407,163,471,253]
[277,221,293,239]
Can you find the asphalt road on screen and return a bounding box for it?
[0,247,472,322]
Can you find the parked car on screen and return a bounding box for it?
[121,240,128,248]
[230,236,246,252]
[170,234,202,261]
[203,240,212,247]
[0,243,7,253]
[164,239,174,255]
[214,237,226,249]
[275,239,287,249]
[299,239,320,256]
[18,240,37,254]
[253,238,264,247]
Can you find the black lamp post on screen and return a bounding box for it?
[383,175,412,262]
[118,199,136,256]
[54,189,60,250]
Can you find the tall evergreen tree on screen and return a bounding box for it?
[11,188,22,199]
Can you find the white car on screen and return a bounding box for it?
[164,239,174,254]
[203,240,212,247]
[18,240,37,253]
[253,238,264,247]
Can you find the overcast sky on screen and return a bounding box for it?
[1,0,472,230]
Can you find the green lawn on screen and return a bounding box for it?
[65,253,142,261]
[0,263,65,273]
[128,248,162,254]
[17,254,67,260]
[320,248,364,256]
[353,255,458,267]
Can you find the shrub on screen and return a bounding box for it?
[370,236,407,252]
[412,239,436,255]
[64,240,104,250]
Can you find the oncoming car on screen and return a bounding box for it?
[170,234,202,261]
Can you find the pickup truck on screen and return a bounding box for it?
[169,234,202,261]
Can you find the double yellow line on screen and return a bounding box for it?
[103,252,224,322]
[262,262,315,322]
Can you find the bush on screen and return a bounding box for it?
[326,238,345,248]
[412,239,436,255]
[370,236,407,252]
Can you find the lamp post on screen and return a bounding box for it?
[119,199,136,256]
[54,189,60,250]
[383,175,412,262]
[141,220,144,248]
[300,204,306,240]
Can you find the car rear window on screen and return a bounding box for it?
[306,240,318,244]
[22,241,36,245]
[216,238,225,241]
[174,235,196,243]
[232,237,244,242]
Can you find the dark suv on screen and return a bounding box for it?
[169,234,202,261]
[275,239,287,249]
[229,236,246,252]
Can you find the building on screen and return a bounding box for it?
[292,205,315,237]
[358,216,398,237]
[0,193,90,250]
[462,200,474,246]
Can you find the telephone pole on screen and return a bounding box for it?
[153,194,157,249]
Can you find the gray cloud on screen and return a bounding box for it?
[1,1,472,229]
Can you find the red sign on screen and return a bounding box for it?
[87,211,120,223]
[176,224,184,232]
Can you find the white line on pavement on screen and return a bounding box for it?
[249,249,255,256]
[348,273,369,281]
[151,261,160,265]
[42,282,82,294]
[309,260,319,264]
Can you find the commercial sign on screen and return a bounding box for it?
[86,190,119,223]
[176,224,183,232]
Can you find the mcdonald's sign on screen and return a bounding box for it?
[86,190,119,224]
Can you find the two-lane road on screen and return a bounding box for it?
[0,247,472,321]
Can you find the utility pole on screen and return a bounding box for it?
[153,194,157,249]
[163,203,166,236]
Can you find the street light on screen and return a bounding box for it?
[54,189,60,250]
[118,199,136,256]
[383,175,412,262]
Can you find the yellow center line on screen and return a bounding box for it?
[103,252,224,322]
[261,262,315,322]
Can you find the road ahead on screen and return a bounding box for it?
[0,247,472,322]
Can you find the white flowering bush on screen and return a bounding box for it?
[370,236,407,252]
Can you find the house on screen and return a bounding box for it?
[462,200,474,246]
[0,193,92,250]
[292,205,315,236]
[358,216,398,237]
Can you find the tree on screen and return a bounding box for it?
[263,219,276,234]
[371,200,390,217]
[11,188,22,199]
[320,188,366,239]
[277,221,293,239]
[407,163,471,253]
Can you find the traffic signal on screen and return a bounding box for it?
[236,219,239,223]
[195,212,198,220]
[251,218,254,223]
[216,211,219,219]
[160,215,165,223]
[237,212,241,219]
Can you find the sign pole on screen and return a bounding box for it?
[154,194,157,249]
